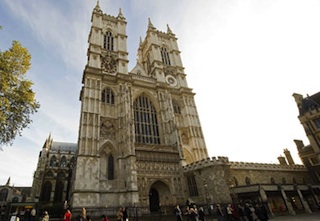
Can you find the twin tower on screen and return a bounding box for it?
[70,2,208,213]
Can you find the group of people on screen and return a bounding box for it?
[175,204,206,221]
[61,206,128,221]
[174,202,269,221]
[116,207,128,221]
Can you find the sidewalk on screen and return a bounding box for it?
[269,211,320,221]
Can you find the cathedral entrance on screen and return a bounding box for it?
[149,181,172,212]
[149,188,160,212]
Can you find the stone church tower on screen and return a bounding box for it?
[70,2,208,213]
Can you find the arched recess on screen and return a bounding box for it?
[54,181,64,202]
[99,141,117,180]
[0,188,8,201]
[149,181,172,212]
[182,148,194,164]
[40,181,52,202]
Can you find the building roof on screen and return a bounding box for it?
[300,91,320,115]
[51,141,77,152]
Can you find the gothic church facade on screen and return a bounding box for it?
[69,2,208,213]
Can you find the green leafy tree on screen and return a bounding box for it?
[0,40,40,147]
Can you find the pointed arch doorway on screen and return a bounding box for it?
[149,181,172,212]
[149,188,160,212]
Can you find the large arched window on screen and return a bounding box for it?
[134,94,160,144]
[60,156,67,168]
[101,87,115,105]
[108,154,114,180]
[40,181,52,202]
[160,47,171,65]
[0,188,8,202]
[50,156,57,167]
[70,157,76,168]
[104,31,114,51]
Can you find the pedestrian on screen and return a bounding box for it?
[42,211,49,221]
[215,204,225,221]
[30,208,36,221]
[237,204,245,221]
[116,207,123,221]
[101,215,109,221]
[174,205,183,221]
[255,204,268,221]
[198,207,205,221]
[226,204,233,221]
[189,208,197,221]
[123,207,128,221]
[184,206,191,221]
[24,209,31,221]
[64,210,72,221]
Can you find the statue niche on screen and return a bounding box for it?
[100,119,115,140]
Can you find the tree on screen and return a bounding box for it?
[0,40,40,147]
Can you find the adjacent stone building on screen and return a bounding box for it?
[30,135,76,205]
[293,92,320,183]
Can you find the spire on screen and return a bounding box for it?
[93,0,102,14]
[139,36,143,46]
[148,18,156,30]
[167,24,173,35]
[117,8,125,20]
[6,177,10,186]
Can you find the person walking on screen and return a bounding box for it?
[116,207,123,221]
[226,204,234,221]
[198,207,205,221]
[42,211,49,221]
[64,210,72,221]
[174,205,183,221]
[123,208,128,221]
[215,204,225,221]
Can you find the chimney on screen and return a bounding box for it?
[278,156,287,165]
[294,139,304,151]
[284,148,295,165]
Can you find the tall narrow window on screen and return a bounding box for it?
[187,175,199,197]
[104,31,114,51]
[101,87,115,105]
[314,118,320,128]
[134,94,160,144]
[160,47,171,65]
[50,156,57,167]
[60,156,67,168]
[54,181,64,202]
[40,181,52,202]
[172,99,181,114]
[0,188,8,202]
[108,154,114,180]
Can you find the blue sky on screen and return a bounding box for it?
[1,0,320,186]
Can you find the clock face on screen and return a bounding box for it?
[165,75,177,87]
[102,55,117,73]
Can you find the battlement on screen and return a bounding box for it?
[182,156,307,172]
[183,156,230,171]
[229,161,306,171]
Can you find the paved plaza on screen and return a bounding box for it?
[269,211,320,221]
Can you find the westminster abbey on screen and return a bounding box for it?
[25,2,320,218]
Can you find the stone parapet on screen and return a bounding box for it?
[229,161,306,171]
